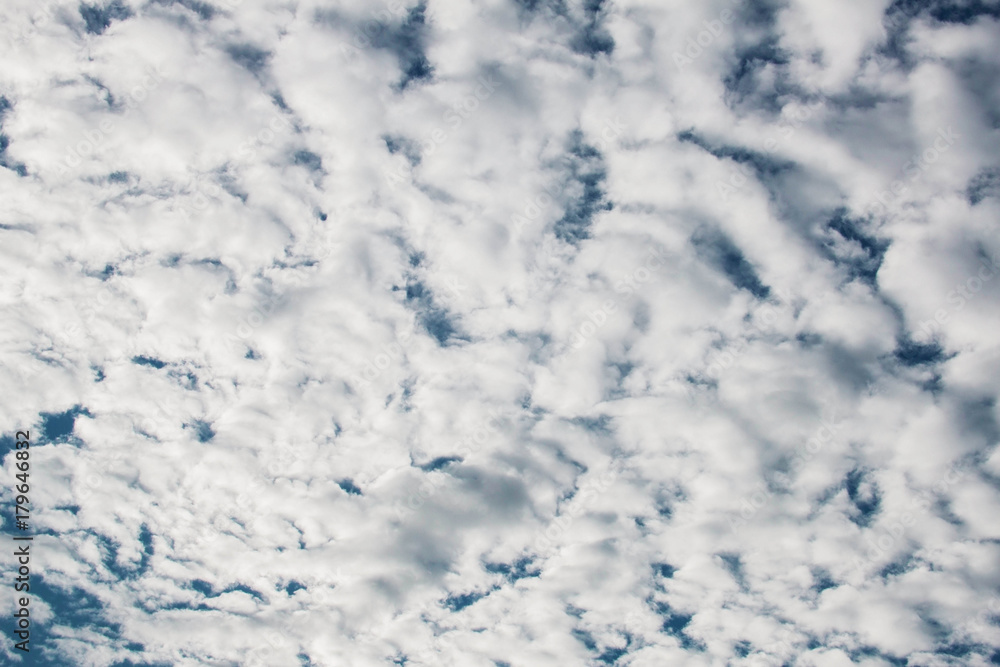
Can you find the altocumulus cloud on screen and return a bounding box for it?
[1,0,1000,665]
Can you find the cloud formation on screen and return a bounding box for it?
[1,0,999,665]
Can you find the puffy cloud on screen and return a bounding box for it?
[1,0,999,665]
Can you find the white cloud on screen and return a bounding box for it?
[2,0,999,665]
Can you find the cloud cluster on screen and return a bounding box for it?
[1,0,999,665]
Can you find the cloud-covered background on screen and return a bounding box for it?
[2,0,1000,664]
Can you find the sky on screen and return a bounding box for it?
[1,0,999,665]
